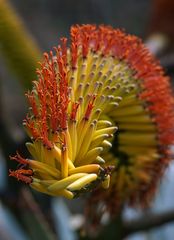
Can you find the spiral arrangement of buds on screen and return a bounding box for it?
[10,25,174,216]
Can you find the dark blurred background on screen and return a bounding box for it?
[12,0,151,50]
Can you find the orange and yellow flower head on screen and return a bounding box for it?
[10,25,174,212]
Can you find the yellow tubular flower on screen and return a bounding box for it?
[10,25,174,213]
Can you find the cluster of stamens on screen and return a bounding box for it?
[9,25,174,210]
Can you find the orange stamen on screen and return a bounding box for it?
[84,95,96,120]
[9,169,33,184]
[10,152,28,165]
[70,102,79,121]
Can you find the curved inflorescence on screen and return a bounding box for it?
[10,25,174,216]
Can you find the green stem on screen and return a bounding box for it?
[0,0,41,89]
[96,214,124,240]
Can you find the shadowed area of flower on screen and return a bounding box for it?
[9,25,174,216]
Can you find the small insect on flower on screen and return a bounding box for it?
[10,24,174,212]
